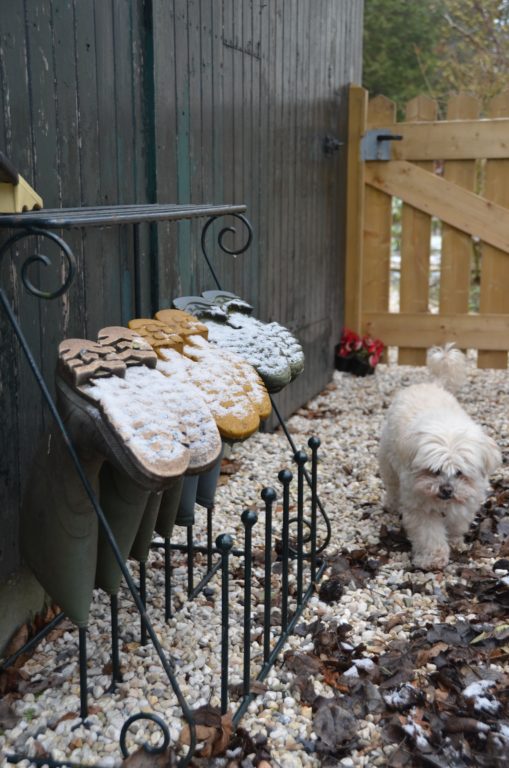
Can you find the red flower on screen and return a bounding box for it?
[337,328,384,367]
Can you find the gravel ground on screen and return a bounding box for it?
[1,357,509,767]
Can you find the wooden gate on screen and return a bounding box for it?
[345,84,509,368]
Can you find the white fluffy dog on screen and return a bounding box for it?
[379,344,501,570]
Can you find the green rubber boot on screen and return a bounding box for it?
[196,446,224,509]
[21,425,101,628]
[175,476,199,526]
[95,462,151,595]
[155,476,185,538]
[130,492,164,563]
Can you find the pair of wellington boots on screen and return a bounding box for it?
[21,328,222,628]
[171,291,305,392]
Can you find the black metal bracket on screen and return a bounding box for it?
[360,129,403,161]
[322,135,343,155]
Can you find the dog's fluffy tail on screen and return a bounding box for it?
[426,342,467,393]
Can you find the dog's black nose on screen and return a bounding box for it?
[438,484,453,499]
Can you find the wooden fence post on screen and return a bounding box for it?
[399,95,437,365]
[478,91,509,369]
[344,84,367,333]
[362,96,395,331]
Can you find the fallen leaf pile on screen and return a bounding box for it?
[281,502,509,767]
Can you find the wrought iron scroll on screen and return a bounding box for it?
[0,227,76,298]
[0,229,197,767]
[200,215,332,553]
[200,213,253,289]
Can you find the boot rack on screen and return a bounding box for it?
[0,203,331,767]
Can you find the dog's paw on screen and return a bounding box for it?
[449,536,468,552]
[412,546,450,571]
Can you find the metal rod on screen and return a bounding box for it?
[151,540,245,558]
[308,437,320,583]
[294,451,308,606]
[187,526,194,598]
[216,534,233,715]
[6,756,116,767]
[139,562,147,646]
[78,628,88,720]
[0,612,65,671]
[188,559,222,600]
[278,469,293,633]
[110,594,121,689]
[164,537,172,621]
[261,487,277,664]
[0,202,248,229]
[207,506,213,573]
[241,510,257,699]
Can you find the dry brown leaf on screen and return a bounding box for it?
[179,709,233,759]
[415,641,449,667]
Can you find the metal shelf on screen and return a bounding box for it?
[0,202,247,229]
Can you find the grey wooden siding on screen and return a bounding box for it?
[0,0,363,584]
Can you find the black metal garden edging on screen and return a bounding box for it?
[0,203,330,767]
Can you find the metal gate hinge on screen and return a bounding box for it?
[360,129,403,161]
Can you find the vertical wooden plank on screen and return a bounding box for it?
[398,94,437,365]
[174,0,192,295]
[52,0,86,337]
[344,83,367,332]
[186,0,202,294]
[112,0,137,324]
[257,0,270,321]
[478,91,509,369]
[362,95,395,320]
[440,94,480,321]
[195,0,213,292]
[247,0,261,308]
[73,0,102,338]
[329,1,348,347]
[28,0,67,432]
[219,0,235,292]
[126,0,152,317]
[2,1,44,581]
[151,0,179,307]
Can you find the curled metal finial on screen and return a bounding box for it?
[0,227,76,299]
[200,213,253,289]
[119,712,171,758]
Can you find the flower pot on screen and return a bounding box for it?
[334,348,375,376]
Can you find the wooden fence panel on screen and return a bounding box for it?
[479,91,509,369]
[350,84,509,370]
[399,95,437,365]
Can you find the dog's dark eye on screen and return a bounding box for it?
[455,469,463,477]
[432,469,441,476]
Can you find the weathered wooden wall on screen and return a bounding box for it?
[0,1,363,593]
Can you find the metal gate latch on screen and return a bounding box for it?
[360,129,403,161]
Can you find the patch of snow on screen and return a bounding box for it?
[462,679,501,715]
[352,658,376,672]
[402,720,431,752]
